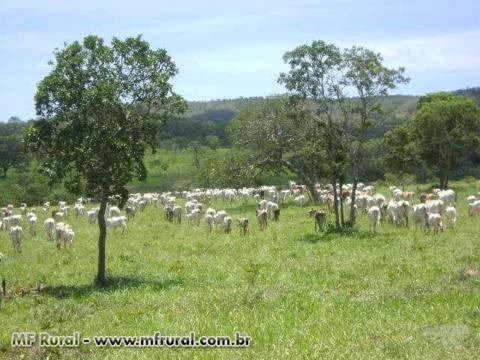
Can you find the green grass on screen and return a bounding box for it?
[0,179,479,359]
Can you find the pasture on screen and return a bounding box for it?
[0,179,479,359]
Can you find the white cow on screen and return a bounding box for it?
[428,213,443,235]
[444,206,456,228]
[9,226,23,252]
[412,204,428,231]
[107,216,128,234]
[44,218,55,240]
[367,206,381,233]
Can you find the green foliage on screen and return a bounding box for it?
[0,135,28,177]
[205,135,220,150]
[228,97,321,194]
[409,93,479,188]
[0,119,30,178]
[196,148,261,188]
[278,39,409,228]
[23,34,186,285]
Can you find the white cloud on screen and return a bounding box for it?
[370,29,480,71]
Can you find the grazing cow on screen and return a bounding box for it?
[257,209,268,231]
[44,218,55,240]
[74,203,85,218]
[435,189,456,206]
[108,206,121,218]
[237,218,249,236]
[385,200,409,227]
[367,206,381,233]
[412,203,428,231]
[87,208,99,224]
[9,225,23,252]
[273,208,280,222]
[223,216,232,234]
[214,210,228,226]
[468,200,480,216]
[266,201,279,219]
[294,195,305,207]
[28,213,37,236]
[125,205,136,220]
[428,213,443,235]
[205,214,214,233]
[164,206,174,222]
[444,206,456,228]
[426,199,444,215]
[54,223,75,249]
[186,208,201,226]
[308,209,327,232]
[106,216,128,234]
[172,205,182,224]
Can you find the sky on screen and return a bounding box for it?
[1,0,479,122]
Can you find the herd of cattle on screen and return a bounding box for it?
[1,181,480,256]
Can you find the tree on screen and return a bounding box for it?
[24,35,186,286]
[205,135,220,150]
[408,92,480,188]
[189,140,203,166]
[278,40,408,229]
[382,124,424,179]
[0,134,29,177]
[196,148,261,189]
[341,46,409,225]
[227,97,322,201]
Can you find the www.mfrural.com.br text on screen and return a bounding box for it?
[11,331,252,348]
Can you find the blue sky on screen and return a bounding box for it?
[1,0,479,121]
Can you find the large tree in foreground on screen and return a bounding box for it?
[24,35,186,285]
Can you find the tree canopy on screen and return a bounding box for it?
[24,34,186,285]
[385,92,480,189]
[278,40,408,228]
[227,97,322,199]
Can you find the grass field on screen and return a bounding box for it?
[0,174,479,359]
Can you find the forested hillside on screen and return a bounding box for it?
[0,88,479,204]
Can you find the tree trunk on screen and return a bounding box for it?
[332,180,341,230]
[305,180,319,203]
[95,188,108,286]
[439,165,448,189]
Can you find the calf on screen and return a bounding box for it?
[257,209,268,231]
[223,216,232,234]
[237,217,249,236]
[308,209,327,232]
